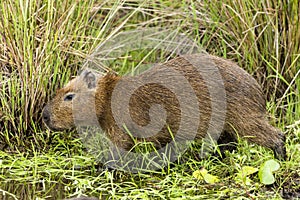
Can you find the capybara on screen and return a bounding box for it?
[42,53,286,160]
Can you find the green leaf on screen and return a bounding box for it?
[258,159,280,185]
[193,168,219,184]
[241,166,259,176]
[235,166,258,185]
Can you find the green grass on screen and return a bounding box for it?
[0,0,299,199]
[0,135,299,199]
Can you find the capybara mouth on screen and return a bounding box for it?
[44,122,74,132]
[43,122,62,131]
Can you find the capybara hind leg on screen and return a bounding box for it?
[243,120,286,160]
[216,131,238,157]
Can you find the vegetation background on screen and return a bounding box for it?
[0,0,299,199]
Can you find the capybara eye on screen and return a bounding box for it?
[64,94,75,101]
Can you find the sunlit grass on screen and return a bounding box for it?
[0,133,299,199]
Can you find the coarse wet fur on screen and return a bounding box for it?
[42,53,286,160]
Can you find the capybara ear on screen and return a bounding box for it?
[80,69,97,89]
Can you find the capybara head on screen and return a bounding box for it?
[42,70,101,131]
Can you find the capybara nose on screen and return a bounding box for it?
[42,107,50,124]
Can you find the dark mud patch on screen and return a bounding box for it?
[281,171,300,199]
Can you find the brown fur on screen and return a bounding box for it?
[43,54,286,159]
